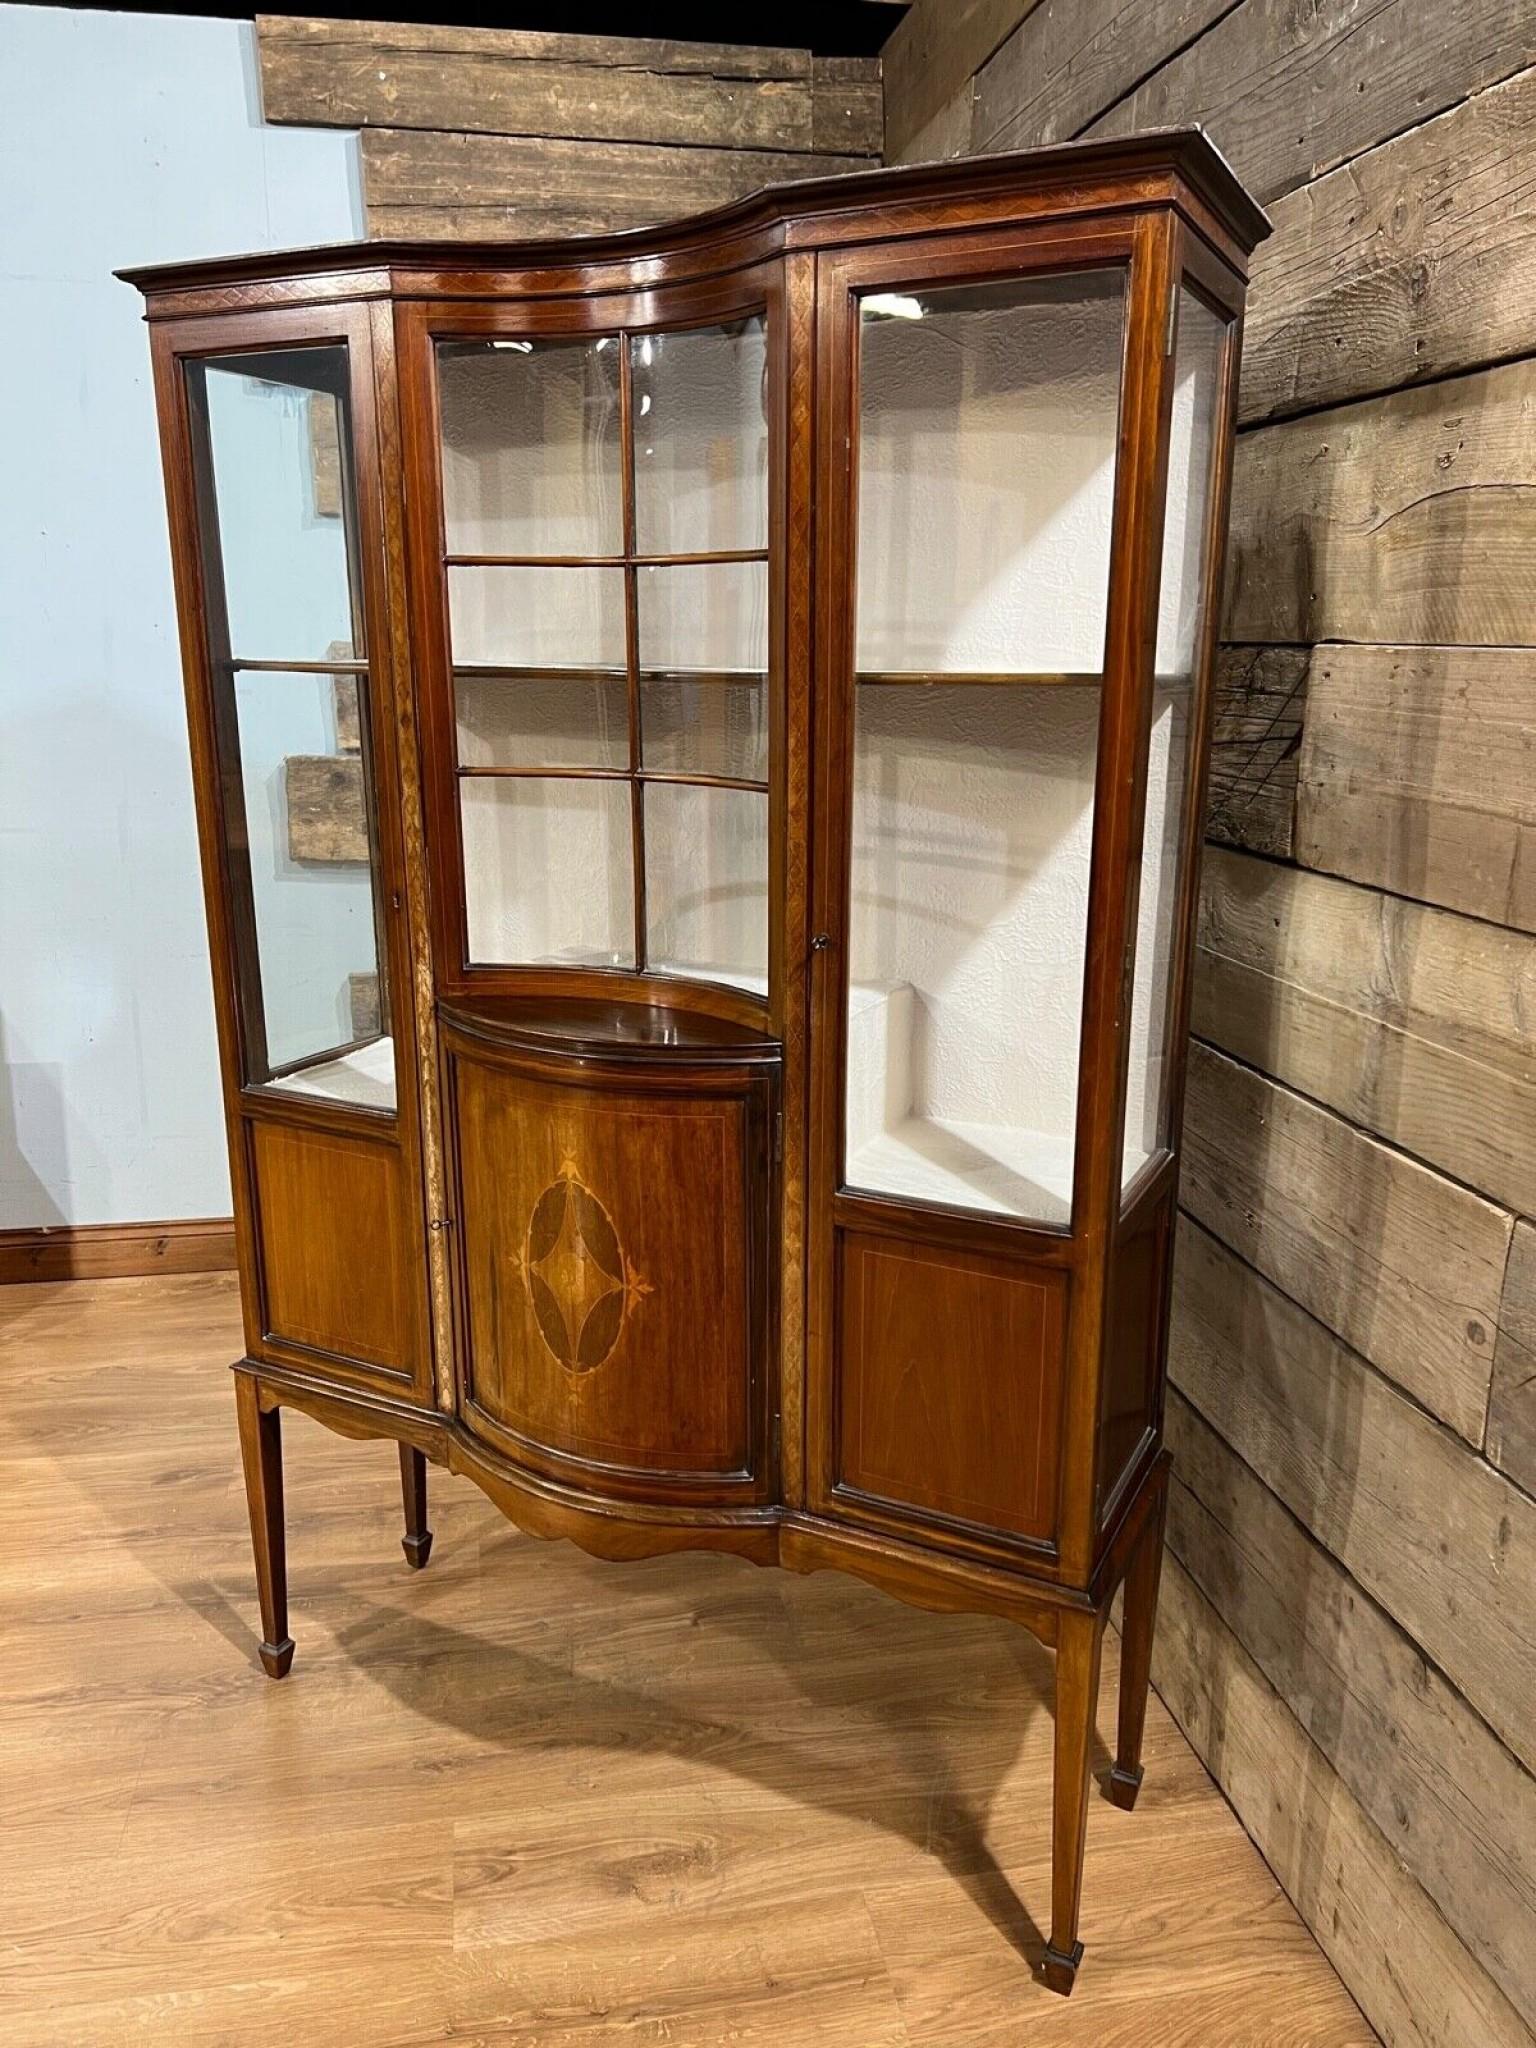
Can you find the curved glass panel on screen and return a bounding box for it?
[843,271,1126,1223]
[437,315,770,994]
[1123,289,1228,1190]
[438,336,622,557]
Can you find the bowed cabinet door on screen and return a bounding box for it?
[443,1034,777,1508]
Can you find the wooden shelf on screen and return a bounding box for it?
[454,664,764,687]
[444,548,768,569]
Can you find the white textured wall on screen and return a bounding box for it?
[0,6,360,1226]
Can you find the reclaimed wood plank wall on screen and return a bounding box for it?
[255,16,882,237]
[884,4,1536,2043]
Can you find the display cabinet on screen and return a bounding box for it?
[124,132,1267,1994]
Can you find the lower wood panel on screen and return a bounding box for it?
[0,1216,236,1284]
[0,1270,1368,2046]
[248,1118,421,1388]
[832,1231,1066,1549]
[451,1052,767,1493]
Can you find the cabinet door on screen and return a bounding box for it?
[444,1037,775,1504]
[805,226,1139,1563]
[185,342,397,1110]
[401,275,782,1031]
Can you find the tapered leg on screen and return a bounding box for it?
[234,1375,293,1679]
[1109,1472,1168,1811]
[398,1444,433,1569]
[1041,1607,1104,1996]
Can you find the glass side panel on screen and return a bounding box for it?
[456,672,629,771]
[631,318,769,554]
[438,336,622,557]
[447,563,626,670]
[1123,289,1228,1189]
[636,559,767,676]
[200,347,358,664]
[844,683,1100,1224]
[188,344,393,1110]
[644,782,768,993]
[856,272,1125,677]
[232,668,389,1098]
[461,775,634,968]
[641,678,766,782]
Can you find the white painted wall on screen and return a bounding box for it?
[0,6,360,1226]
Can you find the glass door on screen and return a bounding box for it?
[841,266,1129,1226]
[184,342,396,1112]
[430,305,772,1005]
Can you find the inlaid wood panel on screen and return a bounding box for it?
[834,1232,1067,1548]
[451,1052,768,1493]
[248,1118,420,1387]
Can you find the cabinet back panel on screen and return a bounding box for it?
[248,1119,417,1380]
[834,1231,1067,1545]
[453,1055,760,1482]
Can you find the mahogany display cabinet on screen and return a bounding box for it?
[123,132,1267,1994]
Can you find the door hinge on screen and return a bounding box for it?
[773,1110,784,1163]
[1165,289,1179,357]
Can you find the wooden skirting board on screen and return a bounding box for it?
[0,1217,237,1284]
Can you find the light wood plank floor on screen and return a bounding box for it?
[0,1273,1372,2046]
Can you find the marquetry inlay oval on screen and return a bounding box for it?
[516,1160,650,1373]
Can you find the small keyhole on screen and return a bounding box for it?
[810,932,832,952]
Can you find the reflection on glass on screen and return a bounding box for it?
[456,673,629,771]
[631,319,768,554]
[447,564,625,669]
[641,678,766,782]
[856,272,1124,676]
[844,683,1099,1225]
[200,348,358,664]
[1123,289,1227,1189]
[232,669,394,1111]
[461,776,634,968]
[645,783,768,992]
[637,559,767,674]
[438,336,622,557]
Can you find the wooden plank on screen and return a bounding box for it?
[1089,0,1536,206]
[360,129,867,241]
[1489,1221,1536,1496]
[1227,359,1536,647]
[1295,644,1536,933]
[1169,1214,1536,1774]
[284,755,368,864]
[811,59,886,158]
[1154,1557,1536,2048]
[974,0,1236,154]
[1181,1041,1509,1443]
[1194,848,1536,1215]
[258,15,880,158]
[887,85,974,167]
[1167,1390,1536,2025]
[1205,644,1305,857]
[1241,63,1536,425]
[881,0,1037,161]
[259,17,818,85]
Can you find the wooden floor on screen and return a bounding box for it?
[0,1274,1372,2047]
